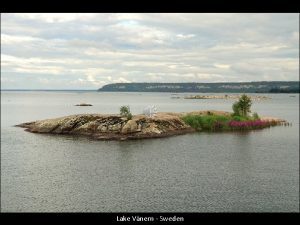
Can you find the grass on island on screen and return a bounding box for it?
[181,113,279,132]
[181,94,280,132]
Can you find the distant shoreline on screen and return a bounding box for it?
[98,81,300,93]
[1,80,299,93]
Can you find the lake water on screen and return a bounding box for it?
[1,91,299,212]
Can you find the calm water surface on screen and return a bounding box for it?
[1,91,299,212]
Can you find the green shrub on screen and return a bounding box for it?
[232,102,241,116]
[181,114,232,131]
[231,115,249,121]
[252,112,260,120]
[127,113,133,120]
[120,105,132,120]
[181,115,203,131]
[232,94,252,117]
[238,94,252,116]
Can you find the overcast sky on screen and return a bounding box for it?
[1,13,299,89]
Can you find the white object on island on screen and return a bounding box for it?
[143,105,157,117]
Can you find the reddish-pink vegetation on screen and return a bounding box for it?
[228,119,279,130]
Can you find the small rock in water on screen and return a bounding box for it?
[75,103,93,106]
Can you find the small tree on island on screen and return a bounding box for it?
[232,102,241,116]
[120,105,132,120]
[232,94,252,117]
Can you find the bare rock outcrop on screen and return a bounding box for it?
[16,113,195,141]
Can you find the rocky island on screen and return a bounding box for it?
[16,110,286,141]
[16,112,194,140]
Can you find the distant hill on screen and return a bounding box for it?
[98,81,299,93]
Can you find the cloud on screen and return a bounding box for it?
[176,34,195,40]
[1,13,299,89]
